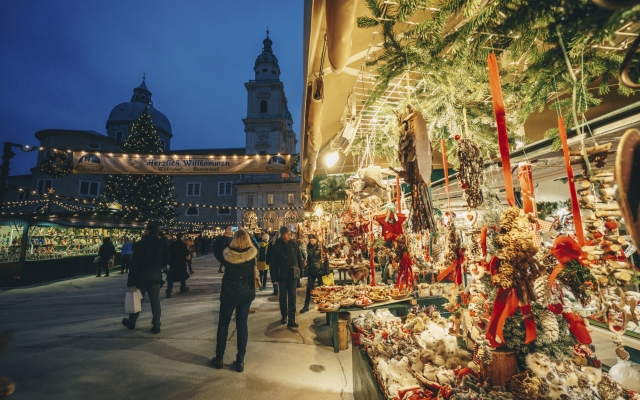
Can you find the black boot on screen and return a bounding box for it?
[300,305,309,313]
[122,318,135,330]
[211,357,223,369]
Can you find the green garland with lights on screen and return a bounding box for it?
[100,108,177,226]
[351,0,638,165]
[290,154,301,177]
[41,152,73,178]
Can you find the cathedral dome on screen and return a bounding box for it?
[108,102,172,136]
[106,77,172,138]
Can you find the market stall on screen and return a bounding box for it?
[0,212,144,287]
[299,0,640,398]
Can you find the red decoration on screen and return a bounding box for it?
[437,248,465,286]
[558,116,585,245]
[517,163,536,216]
[564,312,593,344]
[375,212,407,241]
[441,139,451,209]
[487,52,515,207]
[454,134,460,141]
[396,251,414,291]
[548,235,589,289]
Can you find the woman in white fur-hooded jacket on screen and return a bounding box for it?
[212,230,259,372]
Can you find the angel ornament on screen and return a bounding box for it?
[395,105,436,233]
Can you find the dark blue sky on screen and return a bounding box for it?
[0,0,303,175]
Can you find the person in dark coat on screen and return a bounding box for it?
[211,229,258,373]
[96,237,116,277]
[213,227,233,273]
[300,234,324,313]
[122,223,170,334]
[267,226,304,329]
[166,232,190,298]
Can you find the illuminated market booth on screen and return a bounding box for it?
[0,212,144,287]
[298,0,640,399]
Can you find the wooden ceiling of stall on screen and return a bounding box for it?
[301,0,639,190]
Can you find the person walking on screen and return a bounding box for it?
[166,232,190,298]
[257,233,269,291]
[296,235,307,288]
[211,229,259,373]
[201,236,211,255]
[300,234,325,313]
[268,232,280,296]
[214,227,233,273]
[122,223,170,334]
[194,235,201,256]
[120,237,133,274]
[267,226,303,329]
[96,237,116,277]
[184,235,195,274]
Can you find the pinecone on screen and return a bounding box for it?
[538,310,560,344]
[534,275,552,307]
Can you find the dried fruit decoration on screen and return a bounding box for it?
[457,137,484,208]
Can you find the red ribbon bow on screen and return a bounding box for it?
[548,235,589,290]
[486,256,537,347]
[437,248,465,286]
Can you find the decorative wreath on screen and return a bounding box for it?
[41,152,73,178]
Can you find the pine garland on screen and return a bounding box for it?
[503,304,575,369]
[100,108,177,226]
[353,0,638,165]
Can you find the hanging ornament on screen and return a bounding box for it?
[487,207,546,347]
[457,138,484,208]
[395,104,436,232]
[41,152,73,178]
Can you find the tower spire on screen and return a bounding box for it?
[263,28,273,53]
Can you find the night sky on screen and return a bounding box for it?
[0,0,303,176]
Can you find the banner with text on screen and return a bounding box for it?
[72,153,292,174]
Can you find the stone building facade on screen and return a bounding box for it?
[5,32,302,232]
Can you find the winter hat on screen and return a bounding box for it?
[279,226,290,235]
[262,234,269,241]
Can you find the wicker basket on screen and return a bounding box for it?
[418,287,431,298]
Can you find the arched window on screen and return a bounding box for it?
[260,100,267,114]
[243,211,257,229]
[262,211,279,232]
[186,207,199,216]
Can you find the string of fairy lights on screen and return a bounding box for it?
[3,185,304,218]
[7,142,298,162]
[178,202,303,212]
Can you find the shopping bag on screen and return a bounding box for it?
[125,288,143,314]
[322,273,335,286]
[108,257,115,270]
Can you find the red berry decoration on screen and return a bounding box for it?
[454,134,461,141]
[461,183,468,189]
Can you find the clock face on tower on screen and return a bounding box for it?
[257,131,269,146]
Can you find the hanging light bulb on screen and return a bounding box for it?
[325,151,339,167]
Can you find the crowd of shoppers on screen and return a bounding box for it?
[113,223,322,373]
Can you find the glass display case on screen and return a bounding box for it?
[24,223,142,261]
[0,219,143,263]
[0,220,25,263]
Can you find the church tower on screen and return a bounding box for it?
[243,30,297,155]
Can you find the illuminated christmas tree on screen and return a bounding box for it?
[101,107,177,226]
